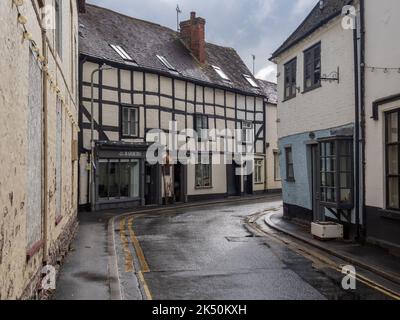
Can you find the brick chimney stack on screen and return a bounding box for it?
[180,12,206,64]
[78,0,86,13]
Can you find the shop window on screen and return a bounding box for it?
[386,110,400,210]
[319,138,353,208]
[98,159,140,200]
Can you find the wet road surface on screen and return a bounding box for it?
[115,197,391,300]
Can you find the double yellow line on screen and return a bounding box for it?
[119,216,152,300]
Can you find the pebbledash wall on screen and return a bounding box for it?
[0,0,79,299]
[274,13,357,223]
[364,0,400,250]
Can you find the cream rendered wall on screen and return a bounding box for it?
[265,103,281,191]
[364,0,400,209]
[0,0,78,299]
[275,17,356,139]
[187,154,227,196]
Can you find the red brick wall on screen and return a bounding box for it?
[180,12,206,64]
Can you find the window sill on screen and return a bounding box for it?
[282,95,296,103]
[26,240,44,262]
[285,178,295,183]
[302,84,321,94]
[195,186,213,190]
[55,215,63,226]
[379,209,400,221]
[254,182,264,185]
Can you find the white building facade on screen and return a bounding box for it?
[272,0,400,249]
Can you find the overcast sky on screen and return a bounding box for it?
[88,0,317,83]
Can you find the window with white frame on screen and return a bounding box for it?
[195,154,212,188]
[254,159,263,183]
[157,55,177,72]
[274,151,281,181]
[55,0,63,58]
[241,121,253,143]
[121,106,139,137]
[212,65,230,81]
[243,74,259,88]
[110,44,136,63]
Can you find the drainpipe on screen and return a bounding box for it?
[353,0,366,241]
[42,28,49,262]
[353,9,361,239]
[360,0,367,241]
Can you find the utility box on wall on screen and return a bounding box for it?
[311,222,344,240]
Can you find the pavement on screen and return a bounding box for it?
[263,209,400,286]
[53,195,398,300]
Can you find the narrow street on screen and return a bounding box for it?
[113,197,391,300]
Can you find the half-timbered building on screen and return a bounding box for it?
[78,3,280,211]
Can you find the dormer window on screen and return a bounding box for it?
[110,44,135,63]
[212,65,230,81]
[243,74,259,88]
[157,55,177,72]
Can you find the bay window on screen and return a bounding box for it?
[386,110,400,210]
[319,138,353,208]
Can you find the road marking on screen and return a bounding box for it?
[245,215,400,300]
[119,218,134,273]
[138,270,153,300]
[127,216,153,300]
[128,217,150,273]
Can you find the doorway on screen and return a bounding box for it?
[227,162,240,196]
[145,163,159,205]
[174,163,184,203]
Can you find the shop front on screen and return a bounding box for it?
[94,142,148,210]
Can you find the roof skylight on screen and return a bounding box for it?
[110,44,135,62]
[243,74,259,88]
[212,65,230,81]
[156,55,177,72]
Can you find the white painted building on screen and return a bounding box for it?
[271,0,400,250]
[77,3,281,211]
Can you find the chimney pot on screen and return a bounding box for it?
[191,12,196,19]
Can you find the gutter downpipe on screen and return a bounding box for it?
[360,0,367,241]
[42,23,49,263]
[353,6,361,239]
[353,0,366,241]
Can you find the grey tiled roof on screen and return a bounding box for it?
[257,80,277,105]
[271,0,353,59]
[79,4,270,98]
